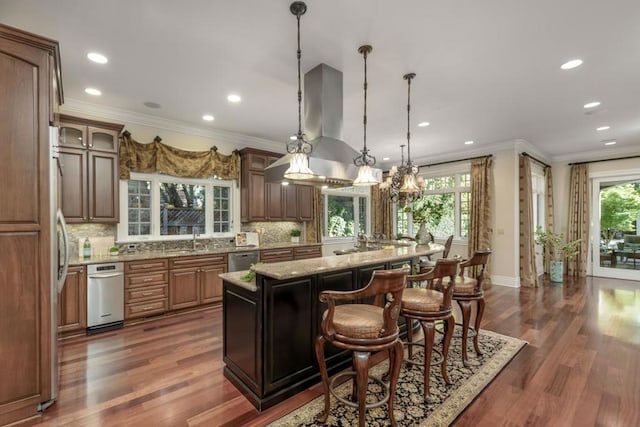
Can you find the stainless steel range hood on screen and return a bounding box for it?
[264,63,382,186]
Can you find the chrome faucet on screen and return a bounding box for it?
[357,233,368,249]
[192,228,200,251]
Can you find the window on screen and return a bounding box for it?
[395,171,470,240]
[118,172,237,241]
[322,186,370,239]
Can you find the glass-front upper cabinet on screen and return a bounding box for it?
[59,122,87,149]
[58,115,121,153]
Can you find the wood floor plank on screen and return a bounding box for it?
[17,276,640,427]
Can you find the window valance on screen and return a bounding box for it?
[119,131,240,180]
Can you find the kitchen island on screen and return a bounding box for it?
[220,243,443,410]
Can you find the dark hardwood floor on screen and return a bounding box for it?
[22,275,640,427]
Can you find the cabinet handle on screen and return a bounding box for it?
[80,138,86,148]
[143,278,153,282]
[143,306,153,311]
[142,292,153,296]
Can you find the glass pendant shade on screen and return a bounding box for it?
[353,165,378,186]
[284,151,314,179]
[399,173,421,193]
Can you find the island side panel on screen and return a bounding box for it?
[262,275,316,396]
[223,281,261,397]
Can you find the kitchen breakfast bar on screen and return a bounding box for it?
[219,243,444,410]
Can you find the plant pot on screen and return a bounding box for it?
[550,260,563,282]
[291,236,300,243]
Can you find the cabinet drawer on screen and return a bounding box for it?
[169,254,227,269]
[126,259,169,274]
[260,248,294,263]
[125,298,168,319]
[294,246,322,260]
[126,271,168,288]
[126,284,168,303]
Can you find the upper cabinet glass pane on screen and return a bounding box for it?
[59,126,85,148]
[90,129,117,152]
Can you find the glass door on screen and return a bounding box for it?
[591,174,640,281]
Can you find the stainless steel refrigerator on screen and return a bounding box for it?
[39,126,70,411]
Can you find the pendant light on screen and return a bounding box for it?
[379,73,426,203]
[284,1,314,180]
[352,45,379,186]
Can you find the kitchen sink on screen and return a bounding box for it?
[333,245,383,256]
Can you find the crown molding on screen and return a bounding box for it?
[406,139,522,168]
[550,145,640,164]
[61,98,285,153]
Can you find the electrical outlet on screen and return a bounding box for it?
[127,243,137,251]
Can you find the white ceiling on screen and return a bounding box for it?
[2,0,640,166]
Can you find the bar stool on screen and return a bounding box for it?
[392,258,459,402]
[315,267,409,427]
[445,250,491,365]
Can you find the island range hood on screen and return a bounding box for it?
[264,63,382,186]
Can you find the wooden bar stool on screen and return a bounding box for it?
[447,250,491,366]
[315,267,409,427]
[391,258,459,403]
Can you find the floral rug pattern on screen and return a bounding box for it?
[268,328,526,427]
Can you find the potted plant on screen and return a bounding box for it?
[405,196,447,244]
[290,228,301,243]
[534,226,582,283]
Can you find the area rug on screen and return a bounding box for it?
[268,328,526,427]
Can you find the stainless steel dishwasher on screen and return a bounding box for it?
[87,262,124,333]
[228,251,259,272]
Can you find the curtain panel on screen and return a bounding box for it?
[567,164,589,276]
[544,166,555,273]
[468,157,493,282]
[518,155,538,287]
[371,184,393,239]
[119,131,240,180]
[305,187,323,243]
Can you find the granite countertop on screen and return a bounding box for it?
[251,243,444,280]
[218,270,257,292]
[70,241,322,265]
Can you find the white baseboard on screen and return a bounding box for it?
[490,275,520,287]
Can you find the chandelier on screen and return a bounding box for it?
[284,1,314,180]
[379,73,426,204]
[352,45,379,186]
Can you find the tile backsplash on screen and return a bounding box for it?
[66,221,305,257]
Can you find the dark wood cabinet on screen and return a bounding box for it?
[58,266,87,334]
[58,115,123,223]
[0,23,62,425]
[169,254,227,309]
[240,148,315,222]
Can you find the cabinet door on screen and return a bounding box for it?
[266,181,284,220]
[248,171,266,221]
[59,148,87,222]
[283,184,298,220]
[88,126,119,153]
[59,123,87,149]
[58,266,86,333]
[297,185,313,221]
[169,267,200,310]
[88,150,119,222]
[201,264,226,304]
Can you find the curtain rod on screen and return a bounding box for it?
[521,152,550,168]
[568,154,640,166]
[418,154,492,168]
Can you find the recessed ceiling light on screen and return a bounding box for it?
[417,122,430,127]
[464,140,474,145]
[143,101,161,109]
[87,52,108,64]
[84,88,101,96]
[560,59,583,70]
[202,114,214,121]
[227,94,241,103]
[584,101,600,109]
[596,126,610,131]
[382,157,390,161]
[604,140,617,146]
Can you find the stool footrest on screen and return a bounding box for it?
[328,371,390,410]
[403,342,444,366]
[435,321,479,339]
